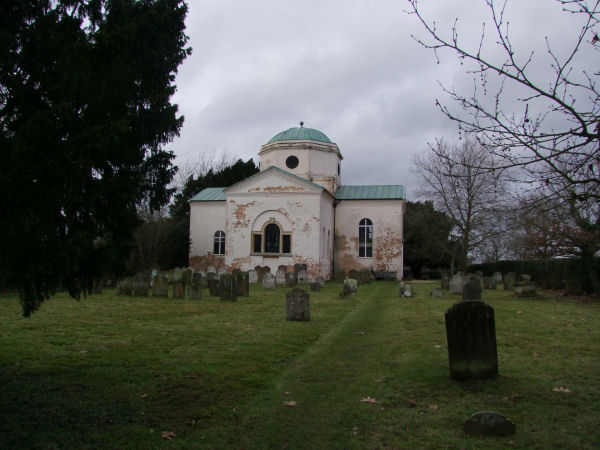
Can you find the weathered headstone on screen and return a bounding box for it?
[430,287,443,298]
[449,273,465,295]
[220,274,237,301]
[334,271,346,284]
[348,270,360,283]
[152,275,169,297]
[314,277,326,288]
[297,269,309,285]
[254,266,264,283]
[117,278,133,296]
[276,267,287,286]
[310,282,321,292]
[445,301,498,380]
[217,266,227,276]
[293,263,301,278]
[235,271,249,297]
[503,272,516,290]
[285,272,297,287]
[262,272,276,290]
[493,271,503,283]
[285,288,310,321]
[462,278,482,302]
[248,269,258,284]
[463,411,516,436]
[513,284,537,297]
[206,265,216,276]
[483,276,497,290]
[344,278,358,295]
[398,281,414,298]
[360,269,371,284]
[172,281,185,299]
[198,270,208,287]
[92,280,103,294]
[182,268,193,286]
[207,279,220,297]
[520,274,531,282]
[441,275,450,290]
[188,273,202,299]
[133,281,149,297]
[172,268,184,284]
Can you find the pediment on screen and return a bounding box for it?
[225,166,324,196]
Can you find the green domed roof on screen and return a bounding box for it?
[267,125,332,144]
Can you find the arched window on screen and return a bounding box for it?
[359,218,373,257]
[213,230,225,255]
[264,223,280,253]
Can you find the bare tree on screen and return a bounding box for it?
[414,138,508,272]
[408,0,600,202]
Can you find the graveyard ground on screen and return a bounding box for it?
[0,281,598,448]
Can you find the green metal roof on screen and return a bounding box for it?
[267,126,332,144]
[335,185,406,200]
[189,187,226,202]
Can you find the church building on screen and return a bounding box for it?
[188,124,406,280]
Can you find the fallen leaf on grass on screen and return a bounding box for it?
[357,331,366,335]
[161,431,177,440]
[408,400,417,408]
[532,352,539,357]
[360,397,377,403]
[352,427,358,435]
[553,386,573,393]
[433,345,442,349]
[282,401,297,407]
[140,394,148,399]
[429,405,438,411]
[284,392,291,396]
[79,350,88,354]
[516,311,523,314]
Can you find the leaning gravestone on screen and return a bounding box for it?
[462,278,482,302]
[262,272,276,290]
[398,282,414,298]
[152,275,169,297]
[188,273,202,299]
[220,274,237,302]
[285,288,310,321]
[449,273,465,295]
[503,272,516,290]
[464,411,515,436]
[445,301,498,380]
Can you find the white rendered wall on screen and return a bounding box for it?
[189,202,227,258]
[334,199,404,277]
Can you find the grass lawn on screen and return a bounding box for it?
[1,281,599,449]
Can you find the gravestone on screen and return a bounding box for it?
[220,274,237,301]
[182,268,193,286]
[503,272,516,290]
[464,411,515,436]
[254,266,264,283]
[344,278,358,295]
[310,282,321,292]
[207,279,221,297]
[235,271,249,297]
[430,288,443,298]
[172,281,185,299]
[483,276,497,290]
[285,272,297,287]
[133,281,149,297]
[276,267,287,286]
[449,273,465,295]
[198,270,208,287]
[334,271,346,284]
[297,269,309,285]
[520,274,531,282]
[248,269,258,284]
[493,271,503,283]
[152,275,169,297]
[513,284,537,297]
[293,263,301,279]
[360,269,371,284]
[441,275,450,290]
[348,270,360,283]
[92,280,103,295]
[188,273,202,299]
[285,288,310,321]
[217,266,227,276]
[445,301,498,380]
[172,268,184,284]
[262,272,276,290]
[314,277,325,288]
[206,265,216,276]
[462,278,482,301]
[117,278,133,296]
[398,282,413,298]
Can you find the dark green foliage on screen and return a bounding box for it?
[403,201,453,278]
[170,158,259,220]
[0,1,190,315]
[469,258,600,296]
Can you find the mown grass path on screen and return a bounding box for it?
[1,281,599,449]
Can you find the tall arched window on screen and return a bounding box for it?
[264,223,280,253]
[213,230,225,255]
[359,218,373,257]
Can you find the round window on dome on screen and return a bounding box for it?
[286,155,299,169]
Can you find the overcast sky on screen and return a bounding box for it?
[169,0,584,199]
